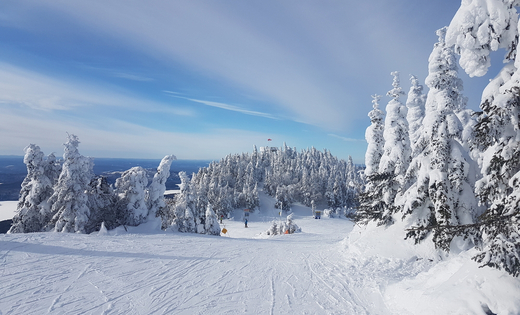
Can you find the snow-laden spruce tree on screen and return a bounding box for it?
[115,166,148,227]
[171,171,197,232]
[399,75,427,197]
[375,71,410,224]
[446,0,520,275]
[86,176,117,232]
[45,134,94,233]
[358,73,410,226]
[445,0,519,78]
[402,27,479,250]
[364,94,385,178]
[356,95,387,224]
[9,144,55,233]
[345,155,361,213]
[380,71,410,178]
[406,75,426,155]
[147,155,176,225]
[43,152,62,187]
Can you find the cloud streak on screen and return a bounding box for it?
[164,91,279,120]
[328,134,365,143]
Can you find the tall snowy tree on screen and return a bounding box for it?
[86,176,117,232]
[402,27,479,250]
[364,94,385,177]
[147,155,176,223]
[406,75,426,156]
[376,71,410,224]
[9,144,55,233]
[446,0,520,276]
[171,171,197,233]
[356,95,387,224]
[46,134,93,233]
[115,166,148,227]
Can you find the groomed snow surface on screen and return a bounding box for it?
[2,191,520,315]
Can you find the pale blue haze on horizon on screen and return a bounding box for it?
[0,1,503,163]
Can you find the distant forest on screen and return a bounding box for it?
[8,135,364,236]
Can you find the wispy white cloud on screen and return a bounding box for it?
[79,65,155,82]
[110,72,154,82]
[0,63,191,116]
[328,134,365,142]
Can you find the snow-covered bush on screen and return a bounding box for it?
[324,209,335,218]
[265,214,301,236]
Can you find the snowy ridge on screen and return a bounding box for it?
[2,190,519,314]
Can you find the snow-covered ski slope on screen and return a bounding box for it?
[2,192,520,314]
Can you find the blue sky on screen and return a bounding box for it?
[0,1,503,163]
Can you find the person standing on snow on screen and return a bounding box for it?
[244,219,248,228]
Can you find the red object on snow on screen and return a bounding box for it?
[268,139,272,141]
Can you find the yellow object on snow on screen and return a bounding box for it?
[221,228,227,234]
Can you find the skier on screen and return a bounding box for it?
[220,215,223,224]
[244,219,248,228]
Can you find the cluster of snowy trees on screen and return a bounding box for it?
[358,0,520,277]
[8,134,198,234]
[168,144,364,231]
[265,213,301,236]
[10,134,361,237]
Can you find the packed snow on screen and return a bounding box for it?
[2,190,519,315]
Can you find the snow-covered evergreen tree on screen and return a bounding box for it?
[115,166,148,227]
[147,155,176,224]
[204,204,221,236]
[375,71,410,224]
[446,0,520,276]
[9,144,55,233]
[445,0,519,78]
[364,94,385,177]
[358,72,410,227]
[86,176,117,232]
[406,75,426,155]
[43,152,62,187]
[171,171,197,232]
[380,71,410,178]
[46,134,93,233]
[402,27,478,250]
